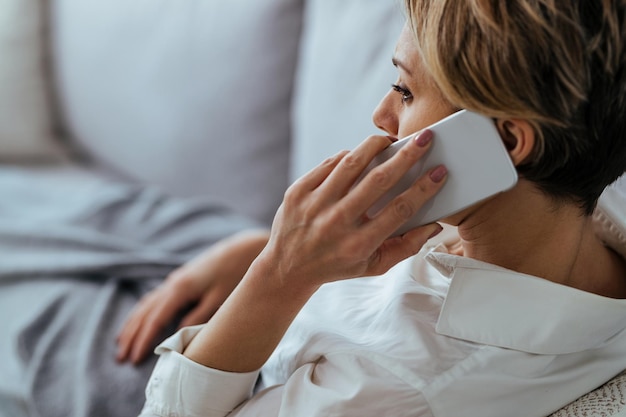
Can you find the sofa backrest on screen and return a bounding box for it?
[1,0,406,224]
[291,0,406,179]
[49,0,303,225]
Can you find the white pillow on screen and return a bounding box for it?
[0,0,61,160]
[291,0,406,179]
[51,0,302,224]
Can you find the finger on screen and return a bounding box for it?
[342,130,434,218]
[361,164,448,242]
[129,296,191,364]
[116,298,153,362]
[290,150,349,195]
[128,316,164,364]
[367,223,443,275]
[320,135,396,200]
[178,290,225,328]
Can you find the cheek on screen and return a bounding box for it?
[397,96,457,137]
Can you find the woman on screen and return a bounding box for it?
[120,0,626,415]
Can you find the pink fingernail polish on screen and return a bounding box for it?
[415,130,433,147]
[430,165,448,183]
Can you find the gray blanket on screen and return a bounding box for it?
[0,166,263,417]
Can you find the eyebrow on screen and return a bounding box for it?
[392,57,413,76]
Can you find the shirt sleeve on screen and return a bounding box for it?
[139,326,434,417]
[138,325,260,417]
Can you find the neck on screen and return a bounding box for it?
[449,180,626,297]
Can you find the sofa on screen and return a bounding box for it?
[0,0,625,416]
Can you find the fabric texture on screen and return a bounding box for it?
[140,199,626,417]
[0,0,62,160]
[50,0,303,224]
[0,166,261,417]
[550,371,626,417]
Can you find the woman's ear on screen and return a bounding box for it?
[496,119,536,166]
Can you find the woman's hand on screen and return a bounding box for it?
[116,229,269,364]
[183,129,448,372]
[259,129,447,290]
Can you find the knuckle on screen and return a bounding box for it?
[336,149,351,159]
[368,167,391,189]
[323,150,348,166]
[392,197,415,220]
[415,176,438,195]
[145,313,165,329]
[324,207,351,227]
[402,176,440,206]
[416,180,430,195]
[342,152,362,169]
[320,154,339,165]
[283,184,300,205]
[170,275,194,294]
[319,156,335,167]
[399,142,420,160]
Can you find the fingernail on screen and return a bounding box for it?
[428,224,443,239]
[414,129,433,147]
[429,165,448,183]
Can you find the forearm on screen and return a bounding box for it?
[116,229,271,365]
[187,229,270,276]
[182,132,446,372]
[183,253,319,372]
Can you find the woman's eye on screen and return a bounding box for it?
[391,84,413,103]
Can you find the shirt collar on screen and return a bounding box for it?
[425,250,626,355]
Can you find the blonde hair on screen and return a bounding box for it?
[405,0,626,214]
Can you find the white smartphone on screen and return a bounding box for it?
[356,110,518,236]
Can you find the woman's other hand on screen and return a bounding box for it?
[259,130,447,290]
[115,229,269,364]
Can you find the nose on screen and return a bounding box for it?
[372,90,399,137]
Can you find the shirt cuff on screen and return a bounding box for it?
[140,325,261,417]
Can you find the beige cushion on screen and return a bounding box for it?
[0,0,61,160]
[51,0,302,224]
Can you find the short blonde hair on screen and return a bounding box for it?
[405,0,626,214]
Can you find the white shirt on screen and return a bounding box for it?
[138,233,626,417]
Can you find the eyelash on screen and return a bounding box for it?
[391,84,413,103]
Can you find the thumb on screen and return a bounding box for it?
[371,223,443,274]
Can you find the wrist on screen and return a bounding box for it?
[252,245,322,298]
[183,254,319,373]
